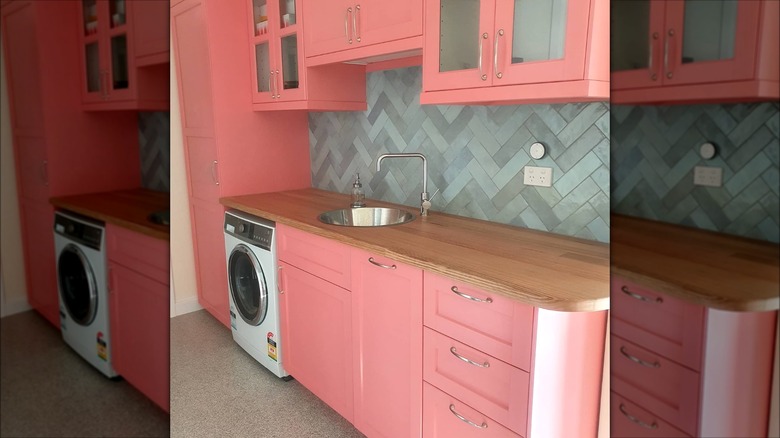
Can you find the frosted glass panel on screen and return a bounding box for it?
[682,0,736,63]
[85,43,100,93]
[110,35,129,90]
[439,0,480,73]
[611,0,651,71]
[512,0,567,63]
[280,35,299,90]
[255,43,271,93]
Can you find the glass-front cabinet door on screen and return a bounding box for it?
[81,0,103,102]
[424,0,591,92]
[249,0,304,103]
[611,0,665,90]
[79,0,133,102]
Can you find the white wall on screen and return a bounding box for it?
[0,30,30,318]
[169,38,200,317]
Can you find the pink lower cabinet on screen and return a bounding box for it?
[423,382,521,438]
[106,225,169,412]
[277,260,354,422]
[611,276,778,437]
[351,249,423,438]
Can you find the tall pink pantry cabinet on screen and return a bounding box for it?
[1,0,140,327]
[171,0,310,327]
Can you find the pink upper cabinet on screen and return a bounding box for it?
[421,0,609,105]
[611,0,779,104]
[303,0,422,65]
[77,0,169,110]
[246,0,366,111]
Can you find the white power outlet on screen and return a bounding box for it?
[523,166,553,187]
[693,166,723,187]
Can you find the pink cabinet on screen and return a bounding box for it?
[190,200,229,327]
[351,249,423,438]
[423,382,520,438]
[421,0,609,105]
[2,0,141,327]
[246,0,365,111]
[77,0,169,110]
[278,261,354,422]
[610,275,779,437]
[611,0,779,104]
[303,0,422,65]
[107,225,170,412]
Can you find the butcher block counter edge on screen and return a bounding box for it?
[50,189,169,241]
[612,214,779,312]
[221,188,610,312]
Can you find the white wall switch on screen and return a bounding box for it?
[693,166,723,187]
[523,166,553,187]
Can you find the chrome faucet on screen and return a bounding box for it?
[376,152,434,216]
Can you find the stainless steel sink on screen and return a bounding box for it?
[318,207,415,227]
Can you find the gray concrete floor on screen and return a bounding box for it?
[0,310,169,437]
[170,310,364,438]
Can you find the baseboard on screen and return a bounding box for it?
[1,296,31,318]
[172,296,203,317]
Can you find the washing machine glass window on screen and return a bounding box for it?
[58,243,98,326]
[229,244,269,326]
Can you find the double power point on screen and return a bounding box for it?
[524,166,553,187]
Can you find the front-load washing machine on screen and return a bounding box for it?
[223,209,288,378]
[54,210,117,378]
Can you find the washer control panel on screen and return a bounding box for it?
[224,210,275,251]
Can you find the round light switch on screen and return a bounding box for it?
[530,142,546,159]
[699,142,717,160]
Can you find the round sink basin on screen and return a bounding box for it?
[318,207,415,227]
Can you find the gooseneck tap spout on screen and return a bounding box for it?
[376,153,432,216]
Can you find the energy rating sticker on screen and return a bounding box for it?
[97,331,108,361]
[267,331,278,362]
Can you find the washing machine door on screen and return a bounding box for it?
[228,244,268,326]
[58,243,98,326]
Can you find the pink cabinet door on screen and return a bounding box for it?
[611,392,691,438]
[21,201,58,328]
[661,0,759,86]
[184,136,221,202]
[131,0,169,62]
[15,136,49,202]
[301,0,351,58]
[610,0,667,91]
[278,261,354,422]
[422,382,521,438]
[109,263,170,412]
[190,200,229,328]
[351,249,423,438]
[423,272,533,371]
[277,223,351,289]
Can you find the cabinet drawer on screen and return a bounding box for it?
[423,382,520,438]
[424,272,534,371]
[106,224,169,285]
[423,328,529,436]
[611,392,691,437]
[611,276,704,370]
[277,224,350,289]
[611,334,700,436]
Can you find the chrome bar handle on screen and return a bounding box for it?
[478,32,488,80]
[345,8,353,44]
[40,160,49,186]
[493,29,504,79]
[368,257,396,270]
[210,160,219,185]
[450,286,493,303]
[353,5,361,43]
[268,70,274,97]
[278,265,284,294]
[664,29,674,79]
[619,403,659,430]
[619,346,661,368]
[450,347,490,368]
[621,286,662,304]
[275,69,281,99]
[449,404,488,429]
[649,32,659,80]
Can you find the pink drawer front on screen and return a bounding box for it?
[611,276,705,370]
[611,392,691,437]
[106,224,169,285]
[423,382,521,438]
[611,334,700,436]
[277,224,351,289]
[423,272,534,371]
[423,327,529,436]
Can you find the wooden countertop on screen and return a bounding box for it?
[221,188,610,312]
[50,189,169,241]
[612,214,779,312]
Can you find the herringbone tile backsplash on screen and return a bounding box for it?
[309,67,610,243]
[139,112,170,192]
[611,102,780,243]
